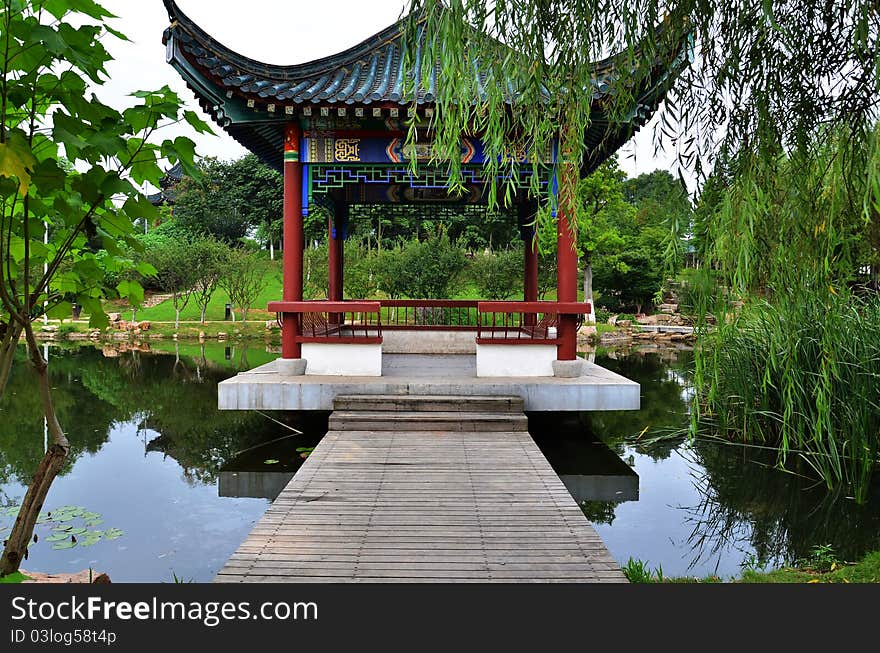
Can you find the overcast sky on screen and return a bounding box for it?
[98,0,676,181]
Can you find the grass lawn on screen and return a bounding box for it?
[129,267,283,323]
[624,550,880,583]
[106,261,587,326]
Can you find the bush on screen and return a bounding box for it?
[594,306,612,323]
[469,248,522,299]
[396,232,467,298]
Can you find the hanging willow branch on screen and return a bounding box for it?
[399,1,878,211]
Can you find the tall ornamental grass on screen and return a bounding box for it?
[696,293,880,502]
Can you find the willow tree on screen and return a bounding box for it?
[0,0,208,575]
[404,1,879,492]
[404,1,877,208]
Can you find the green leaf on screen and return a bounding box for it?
[51,540,77,550]
[116,280,144,306]
[0,131,37,195]
[46,533,72,543]
[46,302,73,319]
[103,528,124,540]
[184,110,214,135]
[30,158,67,193]
[263,459,280,465]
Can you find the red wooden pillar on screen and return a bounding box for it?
[281,122,303,359]
[556,170,578,361]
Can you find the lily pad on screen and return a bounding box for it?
[51,540,77,550]
[263,459,280,465]
[79,533,103,547]
[104,528,124,540]
[46,533,71,543]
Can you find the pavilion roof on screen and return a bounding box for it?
[161,0,690,173]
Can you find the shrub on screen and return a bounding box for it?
[469,248,522,299]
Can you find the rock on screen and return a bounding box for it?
[137,321,151,331]
[617,319,632,328]
[102,346,119,357]
[658,303,679,314]
[198,331,206,341]
[637,313,673,325]
[40,324,58,332]
[108,313,121,322]
[217,332,228,341]
[577,325,597,337]
[148,334,164,340]
[21,569,111,584]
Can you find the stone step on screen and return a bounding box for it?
[333,394,524,414]
[328,411,528,432]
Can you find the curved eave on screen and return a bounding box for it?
[162,0,690,174]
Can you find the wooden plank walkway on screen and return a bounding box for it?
[216,395,626,583]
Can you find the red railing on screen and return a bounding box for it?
[476,301,590,344]
[379,300,481,330]
[268,301,382,344]
[269,299,589,345]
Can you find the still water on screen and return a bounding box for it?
[1,342,878,581]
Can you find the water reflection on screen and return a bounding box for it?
[1,342,878,580]
[0,342,322,581]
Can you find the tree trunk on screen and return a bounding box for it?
[269,239,275,261]
[0,320,24,399]
[0,324,69,576]
[200,305,207,324]
[582,260,596,324]
[175,308,181,330]
[241,308,249,324]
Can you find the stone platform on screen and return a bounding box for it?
[218,353,639,412]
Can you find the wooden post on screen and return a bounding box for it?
[556,166,578,360]
[281,122,303,359]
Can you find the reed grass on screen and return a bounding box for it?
[693,292,880,502]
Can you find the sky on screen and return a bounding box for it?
[97,0,677,182]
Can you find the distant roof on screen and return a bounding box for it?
[147,162,183,205]
[162,0,689,173]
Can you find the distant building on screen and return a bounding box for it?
[146,162,183,207]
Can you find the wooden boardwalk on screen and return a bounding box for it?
[216,395,626,583]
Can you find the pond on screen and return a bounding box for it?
[1,341,878,581]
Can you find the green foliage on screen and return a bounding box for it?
[171,159,253,243]
[0,571,31,583]
[220,249,272,322]
[396,231,468,298]
[343,241,377,299]
[622,558,664,583]
[0,0,201,351]
[303,243,329,300]
[189,237,230,324]
[374,243,409,299]
[469,248,522,300]
[593,247,664,313]
[594,306,612,323]
[690,126,880,502]
[694,294,880,502]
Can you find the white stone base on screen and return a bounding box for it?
[475,344,557,377]
[301,343,382,376]
[276,358,306,376]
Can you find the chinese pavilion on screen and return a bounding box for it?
[161,0,688,379]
